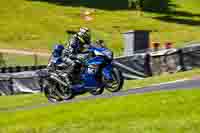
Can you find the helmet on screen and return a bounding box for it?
[77,27,91,44]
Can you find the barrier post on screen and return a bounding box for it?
[178,49,186,71]
[33,53,38,66]
[165,42,173,49]
[152,42,161,51]
[144,53,152,76]
[9,77,14,95]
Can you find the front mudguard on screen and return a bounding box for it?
[102,64,113,80]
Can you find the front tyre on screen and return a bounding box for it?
[105,67,124,92]
[43,78,74,102]
[89,87,104,96]
[43,79,62,103]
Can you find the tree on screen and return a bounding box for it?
[129,0,173,13]
[128,0,144,15]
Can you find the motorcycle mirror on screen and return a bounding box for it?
[96,40,106,48]
[65,30,77,35]
[96,40,104,44]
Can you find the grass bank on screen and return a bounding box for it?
[0,89,200,133]
[0,0,200,54]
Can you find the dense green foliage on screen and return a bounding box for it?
[0,0,200,54]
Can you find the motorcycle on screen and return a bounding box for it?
[43,42,124,102]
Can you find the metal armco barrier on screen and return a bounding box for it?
[0,65,46,73]
[0,76,13,95]
[114,53,151,79]
[1,42,200,95]
[0,70,46,95]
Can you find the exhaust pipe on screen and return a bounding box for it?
[50,74,68,87]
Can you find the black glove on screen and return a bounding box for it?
[69,54,77,60]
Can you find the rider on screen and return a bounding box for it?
[62,27,92,84]
[49,28,91,71]
[50,28,111,88]
[64,27,91,55]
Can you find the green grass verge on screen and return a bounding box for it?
[0,53,48,67]
[1,89,200,133]
[0,0,200,54]
[0,94,45,110]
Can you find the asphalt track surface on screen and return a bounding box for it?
[1,78,200,112]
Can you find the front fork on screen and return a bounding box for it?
[102,64,113,81]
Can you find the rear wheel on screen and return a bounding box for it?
[105,67,124,92]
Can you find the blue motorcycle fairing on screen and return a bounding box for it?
[51,57,63,65]
[87,56,105,65]
[73,56,105,90]
[51,44,65,65]
[71,73,104,93]
[68,45,113,94]
[88,47,107,52]
[81,73,100,87]
[102,63,113,80]
[53,44,64,57]
[71,84,85,93]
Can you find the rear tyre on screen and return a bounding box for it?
[105,67,124,92]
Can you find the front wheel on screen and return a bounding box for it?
[43,78,74,102]
[43,79,62,102]
[105,67,124,92]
